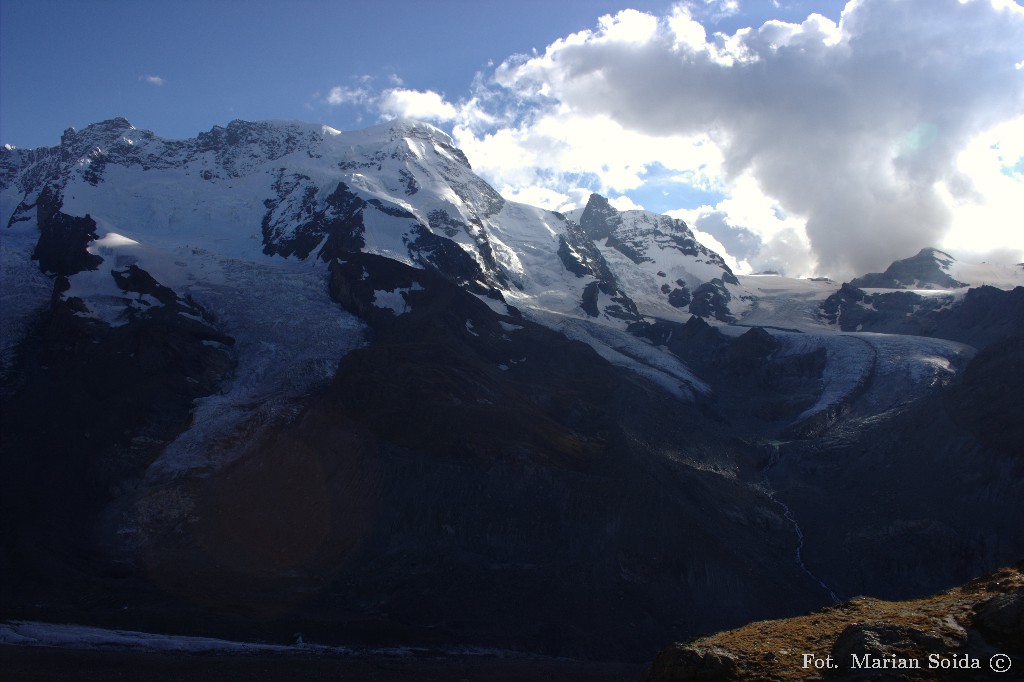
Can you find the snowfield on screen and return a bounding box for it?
[0,117,1013,479]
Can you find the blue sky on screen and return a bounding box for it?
[0,0,846,148]
[0,0,670,145]
[2,0,1022,277]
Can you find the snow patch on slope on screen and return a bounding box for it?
[372,283,422,315]
[526,308,709,401]
[146,255,365,480]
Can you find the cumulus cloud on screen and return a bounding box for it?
[450,0,1024,278]
[452,111,724,217]
[378,88,457,122]
[325,85,371,106]
[140,75,165,86]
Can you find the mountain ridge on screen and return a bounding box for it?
[2,117,1023,665]
[849,247,967,290]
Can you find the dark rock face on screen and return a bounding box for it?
[581,280,601,317]
[948,335,1024,456]
[556,217,642,321]
[829,623,967,676]
[0,268,234,622]
[639,644,739,681]
[578,193,621,241]
[822,284,1024,349]
[558,220,618,283]
[850,248,967,290]
[973,591,1024,650]
[111,264,178,305]
[262,176,367,260]
[31,186,103,276]
[557,233,596,278]
[667,283,691,308]
[689,279,735,323]
[631,318,827,436]
[766,382,1024,605]
[405,224,504,297]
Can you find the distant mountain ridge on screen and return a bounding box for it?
[821,247,1024,348]
[849,247,967,290]
[0,116,746,336]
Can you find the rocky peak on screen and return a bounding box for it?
[59,117,137,152]
[850,247,967,290]
[193,119,326,174]
[578,193,621,241]
[81,117,136,137]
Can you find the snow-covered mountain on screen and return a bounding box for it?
[843,246,1024,293]
[2,118,1022,662]
[0,117,746,340]
[0,117,754,478]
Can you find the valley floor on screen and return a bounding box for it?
[0,645,641,682]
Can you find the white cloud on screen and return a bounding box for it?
[140,75,165,86]
[325,85,371,106]
[500,185,597,213]
[939,115,1024,259]
[378,88,457,122]
[668,6,709,51]
[452,112,723,216]
[607,194,644,211]
[595,9,660,45]
[447,0,1024,279]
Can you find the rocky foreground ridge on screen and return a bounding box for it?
[642,562,1024,681]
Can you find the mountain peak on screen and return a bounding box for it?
[849,246,966,290]
[384,117,449,138]
[916,246,956,267]
[59,117,136,148]
[579,193,621,241]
